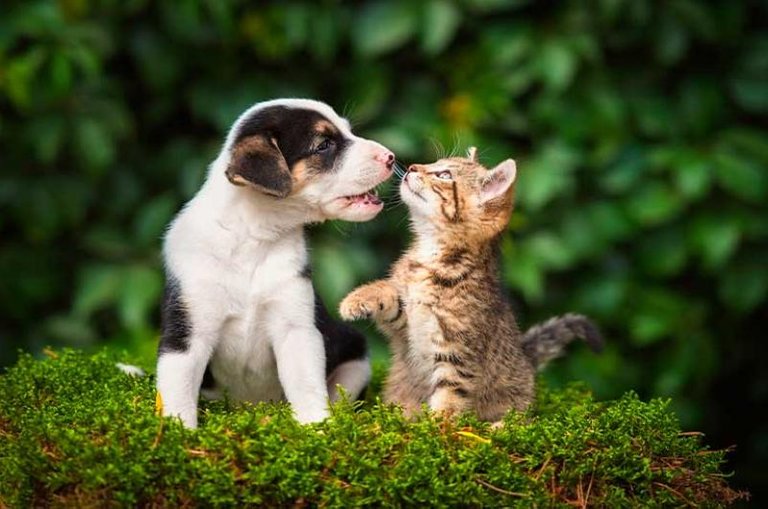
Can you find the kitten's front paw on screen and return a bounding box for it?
[340,288,376,321]
[340,281,399,321]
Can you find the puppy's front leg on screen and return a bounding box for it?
[268,283,329,424]
[156,341,212,429]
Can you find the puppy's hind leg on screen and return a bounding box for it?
[327,358,372,403]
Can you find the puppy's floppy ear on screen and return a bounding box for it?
[479,159,517,205]
[225,135,292,198]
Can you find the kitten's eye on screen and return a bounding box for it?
[316,138,333,153]
[434,170,452,180]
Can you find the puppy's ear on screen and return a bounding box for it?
[225,135,292,198]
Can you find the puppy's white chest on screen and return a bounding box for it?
[208,238,306,403]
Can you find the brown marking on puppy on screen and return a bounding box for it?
[290,160,311,193]
[226,135,292,198]
[313,120,338,136]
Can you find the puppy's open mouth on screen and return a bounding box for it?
[342,188,382,206]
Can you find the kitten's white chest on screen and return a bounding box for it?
[404,286,442,381]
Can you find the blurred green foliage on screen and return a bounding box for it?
[1,0,766,497]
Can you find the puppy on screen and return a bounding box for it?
[158,99,394,428]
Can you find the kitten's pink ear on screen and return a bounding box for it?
[480,159,517,204]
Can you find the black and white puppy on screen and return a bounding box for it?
[158,99,394,428]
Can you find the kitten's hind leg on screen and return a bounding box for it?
[429,385,471,417]
[339,280,400,322]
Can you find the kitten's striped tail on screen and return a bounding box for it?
[521,313,604,370]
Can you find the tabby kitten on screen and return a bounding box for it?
[340,148,601,421]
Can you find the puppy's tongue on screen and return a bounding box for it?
[349,191,382,206]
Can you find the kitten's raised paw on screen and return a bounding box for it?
[339,281,399,322]
[339,293,374,321]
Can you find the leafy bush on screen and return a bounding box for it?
[1,0,766,497]
[0,350,749,507]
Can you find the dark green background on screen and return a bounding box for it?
[1,0,766,501]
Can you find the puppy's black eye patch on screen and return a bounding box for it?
[316,138,334,153]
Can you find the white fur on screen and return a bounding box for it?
[115,363,145,377]
[158,99,390,428]
[327,358,372,403]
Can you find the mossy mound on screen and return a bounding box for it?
[0,350,747,507]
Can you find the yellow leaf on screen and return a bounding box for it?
[455,431,491,444]
[155,391,163,416]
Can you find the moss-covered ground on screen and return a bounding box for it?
[0,350,748,507]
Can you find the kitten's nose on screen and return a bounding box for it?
[407,164,420,173]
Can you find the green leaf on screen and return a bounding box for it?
[714,150,768,203]
[537,39,577,92]
[503,240,544,303]
[637,228,687,277]
[308,5,341,63]
[313,244,359,305]
[673,157,712,200]
[119,266,163,331]
[134,194,176,247]
[420,0,460,55]
[523,232,574,270]
[74,265,123,317]
[719,264,768,313]
[600,146,647,195]
[629,289,688,346]
[517,141,579,211]
[624,182,683,226]
[4,47,46,108]
[688,214,741,269]
[75,118,115,173]
[352,2,418,57]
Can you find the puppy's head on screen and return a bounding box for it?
[223,99,394,222]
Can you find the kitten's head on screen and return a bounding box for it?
[400,147,517,241]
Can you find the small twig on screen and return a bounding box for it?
[584,469,595,507]
[475,478,525,497]
[534,456,551,480]
[653,482,695,507]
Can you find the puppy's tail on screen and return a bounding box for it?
[521,313,603,370]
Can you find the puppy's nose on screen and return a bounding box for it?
[377,150,395,168]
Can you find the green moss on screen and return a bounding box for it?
[0,350,748,507]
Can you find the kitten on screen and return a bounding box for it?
[340,148,602,421]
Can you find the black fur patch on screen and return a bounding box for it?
[201,365,216,390]
[234,105,350,173]
[299,263,312,279]
[158,275,191,354]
